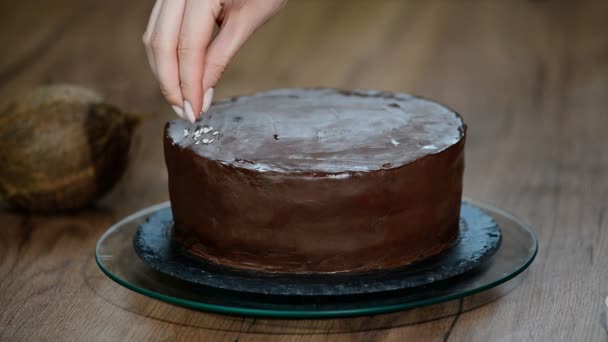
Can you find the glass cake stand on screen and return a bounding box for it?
[95,200,537,318]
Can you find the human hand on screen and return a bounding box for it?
[143,0,287,122]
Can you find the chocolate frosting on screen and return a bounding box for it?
[164,88,466,274]
[166,88,464,173]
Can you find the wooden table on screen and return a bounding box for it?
[1,0,607,340]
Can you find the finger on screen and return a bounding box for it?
[201,0,287,93]
[142,0,163,76]
[151,0,186,116]
[199,21,250,113]
[178,0,217,121]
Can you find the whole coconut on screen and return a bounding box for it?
[0,84,139,211]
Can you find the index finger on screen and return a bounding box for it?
[178,0,218,120]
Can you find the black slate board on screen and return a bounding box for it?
[133,202,501,297]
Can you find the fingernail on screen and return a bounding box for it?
[171,105,185,119]
[201,88,214,114]
[183,100,196,123]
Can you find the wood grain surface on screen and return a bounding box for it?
[1,0,607,341]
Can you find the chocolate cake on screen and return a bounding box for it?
[164,88,466,274]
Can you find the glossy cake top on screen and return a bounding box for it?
[166,88,464,173]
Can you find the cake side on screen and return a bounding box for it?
[165,135,464,273]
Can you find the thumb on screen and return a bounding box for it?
[202,20,254,93]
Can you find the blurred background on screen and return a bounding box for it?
[2,0,606,215]
[1,0,606,203]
